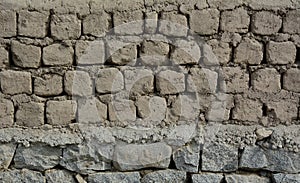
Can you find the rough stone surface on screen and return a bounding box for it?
[113,143,172,171]
[46,100,77,126]
[107,40,137,65]
[192,173,223,183]
[0,70,32,95]
[16,102,44,127]
[251,68,281,93]
[190,9,220,35]
[83,12,110,37]
[251,11,282,35]
[221,8,250,33]
[14,143,61,171]
[145,12,158,34]
[283,10,300,34]
[156,70,185,94]
[34,74,63,96]
[159,12,188,37]
[0,143,16,169]
[45,169,76,183]
[266,41,296,65]
[171,39,201,65]
[0,169,45,183]
[77,97,107,123]
[113,11,143,35]
[140,40,169,66]
[234,37,263,65]
[187,68,218,94]
[51,14,81,40]
[124,69,154,95]
[75,40,105,65]
[170,94,200,121]
[283,68,300,93]
[207,39,231,65]
[225,174,270,183]
[95,68,124,93]
[88,172,141,183]
[222,67,249,93]
[0,10,16,37]
[0,98,14,127]
[11,41,41,68]
[272,173,300,183]
[0,47,9,68]
[43,44,74,66]
[64,71,93,96]
[232,96,262,122]
[108,100,136,122]
[141,169,186,183]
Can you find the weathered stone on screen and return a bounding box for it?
[232,96,262,122]
[142,170,186,183]
[221,67,249,93]
[266,100,298,123]
[170,94,200,121]
[77,97,107,123]
[273,173,300,183]
[225,174,270,183]
[0,143,16,169]
[192,173,223,183]
[247,0,295,10]
[113,11,143,35]
[0,10,16,37]
[190,9,220,35]
[0,98,14,127]
[95,68,124,93]
[251,11,282,35]
[202,143,239,172]
[43,44,74,66]
[11,41,41,68]
[220,8,250,33]
[251,68,281,93]
[206,94,234,122]
[283,68,300,93]
[64,71,93,96]
[165,123,198,147]
[60,144,113,174]
[240,146,300,173]
[0,169,45,183]
[18,10,48,37]
[283,10,300,34]
[207,0,243,10]
[0,70,32,95]
[156,70,185,94]
[207,39,231,65]
[75,40,105,65]
[145,12,157,34]
[46,100,77,126]
[173,140,200,173]
[159,12,188,37]
[256,128,273,141]
[234,37,263,65]
[124,69,154,95]
[45,169,76,183]
[107,40,137,65]
[108,100,136,122]
[83,12,110,37]
[0,47,8,68]
[34,74,63,96]
[113,143,172,171]
[187,68,218,94]
[266,41,296,65]
[140,40,169,66]
[16,102,44,127]
[88,172,141,183]
[51,14,81,40]
[14,143,61,171]
[91,0,144,12]
[171,39,201,65]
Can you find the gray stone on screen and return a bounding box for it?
[207,39,231,65]
[46,100,77,126]
[170,94,200,121]
[273,173,300,183]
[11,41,41,68]
[190,9,220,35]
[222,67,249,93]
[141,169,186,183]
[192,173,223,183]
[159,12,188,37]
[43,44,73,66]
[0,47,8,68]
[225,174,270,183]
[232,96,262,122]
[95,68,124,93]
[45,169,76,183]
[202,143,239,172]
[113,142,172,171]
[0,70,32,95]
[88,172,141,183]
[240,146,300,173]
[266,100,298,123]
[252,11,282,35]
[251,68,281,93]
[171,39,201,65]
[140,40,169,66]
[0,10,16,37]
[34,74,63,96]
[207,0,243,10]
[77,97,107,123]
[124,69,154,95]
[266,41,296,65]
[156,70,185,94]
[0,143,16,169]
[108,100,136,122]
[0,169,45,183]
[107,40,137,65]
[220,8,250,33]
[113,11,143,35]
[234,37,263,65]
[51,14,81,40]
[187,68,218,94]
[0,98,14,127]
[75,40,105,65]
[247,0,295,10]
[64,71,93,96]
[145,12,158,34]
[16,102,44,127]
[283,68,300,93]
[283,10,300,34]
[256,128,273,141]
[83,12,110,37]
[14,143,61,171]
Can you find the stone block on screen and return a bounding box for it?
[43,44,73,66]
[124,69,154,95]
[251,11,282,35]
[156,70,185,94]
[113,11,143,35]
[207,0,243,10]
[107,40,137,65]
[64,71,93,96]
[18,10,48,37]
[221,67,249,93]
[83,12,110,37]
[159,12,188,37]
[266,100,298,123]
[0,98,14,127]
[88,172,141,183]
[11,41,41,68]
[232,96,262,122]
[234,37,263,65]
[283,68,300,92]
[0,47,9,68]
[190,9,220,35]
[46,100,77,126]
[141,169,186,183]
[251,68,281,93]
[0,70,32,95]
[45,170,76,183]
[0,10,16,37]
[145,11,158,34]
[266,41,296,65]
[77,97,107,123]
[220,8,250,33]
[273,173,300,183]
[171,39,201,65]
[51,14,81,40]
[16,102,44,127]
[75,40,105,65]
[207,39,231,65]
[140,40,169,66]
[283,10,300,34]
[34,74,63,96]
[187,68,218,94]
[95,68,124,93]
[170,94,200,121]
[225,174,270,183]
[0,143,16,169]
[192,173,223,183]
[108,100,136,122]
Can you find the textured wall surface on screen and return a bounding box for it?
[0,0,300,182]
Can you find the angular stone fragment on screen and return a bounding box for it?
[107,40,137,65]
[187,68,218,94]
[46,100,77,126]
[113,143,172,171]
[108,100,136,122]
[207,39,231,65]
[221,8,250,33]
[75,40,105,65]
[34,74,63,96]
[18,10,48,38]
[77,97,107,123]
[0,98,14,127]
[159,12,188,37]
[0,10,16,37]
[251,11,282,35]
[51,14,81,40]
[225,174,270,183]
[140,40,169,66]
[0,47,8,68]
[171,39,201,65]
[283,68,300,93]
[113,11,143,35]
[124,69,154,95]
[0,169,45,183]
[283,10,300,34]
[273,173,300,183]
[234,37,263,65]
[95,68,124,93]
[0,143,16,169]
[16,102,44,127]
[156,70,185,94]
[88,172,141,183]
[0,70,32,95]
[43,44,74,66]
[192,173,223,183]
[14,143,61,171]
[64,71,93,96]
[11,41,41,68]
[190,9,220,35]
[232,96,262,122]
[222,67,249,93]
[202,143,239,172]
[46,169,76,183]
[83,12,110,37]
[266,41,296,65]
[141,169,186,183]
[251,68,281,93]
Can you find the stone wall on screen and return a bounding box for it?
[0,0,299,182]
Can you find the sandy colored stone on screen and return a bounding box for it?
[75,40,105,65]
[18,10,48,37]
[83,12,110,37]
[124,69,154,95]
[77,97,107,123]
[0,47,8,68]
[266,41,296,65]
[140,40,169,66]
[156,70,185,94]
[34,74,63,96]
[207,39,231,65]
[11,41,41,68]
[232,96,262,122]
[187,68,218,94]
[46,100,77,126]
[234,37,263,65]
[222,67,249,93]
[51,14,81,40]
[283,10,300,34]
[190,9,220,35]
[0,143,16,169]
[43,44,73,66]
[113,11,143,35]
[108,100,136,122]
[95,68,124,93]
[64,71,93,96]
[251,68,281,93]
[145,11,158,34]
[16,102,44,127]
[171,39,201,65]
[252,11,282,35]
[283,68,300,92]
[0,98,14,127]
[107,40,137,65]
[221,8,250,33]
[0,10,16,37]
[159,12,188,37]
[0,70,32,95]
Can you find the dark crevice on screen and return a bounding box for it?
[237,148,244,168]
[262,103,268,117]
[198,149,203,172]
[261,42,268,65]
[296,47,300,66]
[220,175,227,183]
[185,172,193,183]
[168,155,177,169]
